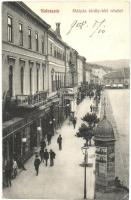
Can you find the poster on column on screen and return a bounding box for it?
[1,0,130,199]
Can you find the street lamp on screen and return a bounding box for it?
[53,118,56,122]
[81,145,89,200]
[49,120,53,125]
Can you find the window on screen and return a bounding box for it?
[28,29,32,49]
[8,16,13,42]
[56,48,59,58]
[35,33,39,51]
[54,47,56,57]
[51,73,53,92]
[20,67,24,94]
[50,43,52,55]
[57,73,60,89]
[19,23,23,46]
[42,40,44,54]
[30,68,32,94]
[43,68,44,90]
[36,68,39,91]
[9,65,13,97]
[55,73,57,90]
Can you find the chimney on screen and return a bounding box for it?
[55,23,61,38]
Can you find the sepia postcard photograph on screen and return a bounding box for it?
[1,0,130,199]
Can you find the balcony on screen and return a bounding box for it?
[16,91,48,108]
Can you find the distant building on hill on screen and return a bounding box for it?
[103,68,130,88]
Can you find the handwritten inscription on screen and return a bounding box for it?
[66,19,106,37]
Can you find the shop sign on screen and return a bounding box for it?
[96,154,107,163]
[22,138,27,143]
[96,146,107,154]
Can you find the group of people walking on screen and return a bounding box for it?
[34,134,63,176]
[34,149,56,176]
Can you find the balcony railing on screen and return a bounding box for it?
[16,91,48,107]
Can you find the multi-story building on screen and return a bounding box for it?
[84,63,92,84]
[103,68,130,88]
[2,2,65,166]
[65,48,78,87]
[2,2,87,166]
[85,63,107,85]
[91,65,106,84]
[77,55,86,86]
[48,24,66,94]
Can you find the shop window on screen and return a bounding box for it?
[55,73,57,90]
[14,133,21,156]
[43,68,44,90]
[20,67,24,94]
[30,68,32,94]
[36,68,39,91]
[9,65,13,97]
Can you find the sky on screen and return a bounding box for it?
[24,0,130,62]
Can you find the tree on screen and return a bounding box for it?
[82,113,99,127]
[76,123,93,146]
[76,112,99,146]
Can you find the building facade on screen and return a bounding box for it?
[85,63,107,85]
[2,2,64,166]
[103,68,130,88]
[2,2,87,167]
[77,55,86,86]
[48,25,66,93]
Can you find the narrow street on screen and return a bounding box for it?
[3,97,96,200]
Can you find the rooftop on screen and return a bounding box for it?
[94,116,115,141]
[104,68,130,79]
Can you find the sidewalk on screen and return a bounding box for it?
[3,97,96,200]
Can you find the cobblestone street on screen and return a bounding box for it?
[3,97,96,200]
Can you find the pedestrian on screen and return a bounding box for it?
[72,118,76,129]
[34,155,41,176]
[90,105,93,112]
[43,149,49,166]
[92,105,95,112]
[47,134,52,145]
[12,159,18,178]
[57,134,62,150]
[17,156,27,170]
[4,160,12,187]
[40,139,46,150]
[49,149,56,166]
[39,147,44,162]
